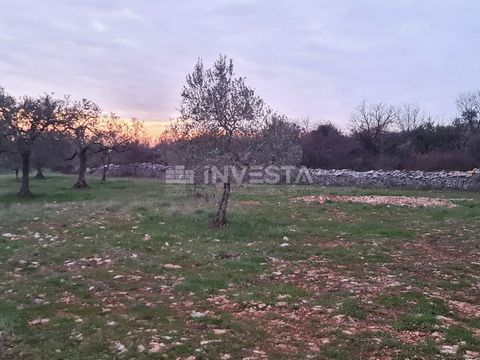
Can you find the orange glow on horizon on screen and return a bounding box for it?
[142,120,172,139]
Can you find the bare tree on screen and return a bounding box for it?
[0,88,60,196]
[178,55,265,227]
[396,104,425,132]
[350,100,398,155]
[96,114,144,181]
[61,98,102,188]
[456,91,480,131]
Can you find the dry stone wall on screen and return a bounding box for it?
[90,163,480,190]
[308,169,480,190]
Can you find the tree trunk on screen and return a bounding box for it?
[34,167,45,179]
[101,166,107,182]
[18,151,32,197]
[73,149,88,188]
[101,153,111,182]
[14,168,19,181]
[213,182,230,227]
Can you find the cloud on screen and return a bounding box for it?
[90,19,107,33]
[0,0,478,125]
[109,7,145,22]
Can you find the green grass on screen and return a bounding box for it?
[339,297,366,319]
[1,174,480,359]
[378,292,449,331]
[445,325,480,351]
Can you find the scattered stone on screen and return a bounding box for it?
[28,318,50,326]
[191,311,206,318]
[33,296,45,305]
[111,341,127,354]
[164,264,183,269]
[299,195,456,208]
[465,350,480,360]
[148,341,165,353]
[200,339,221,346]
[440,345,459,355]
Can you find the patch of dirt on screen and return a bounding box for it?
[399,239,474,263]
[298,195,457,208]
[266,256,403,299]
[89,271,185,311]
[207,294,400,357]
[445,299,480,318]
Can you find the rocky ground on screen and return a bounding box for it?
[0,176,480,359]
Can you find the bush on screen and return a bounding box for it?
[403,152,475,171]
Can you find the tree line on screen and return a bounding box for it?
[0,90,144,196]
[302,95,480,171]
[302,94,480,171]
[1,54,479,225]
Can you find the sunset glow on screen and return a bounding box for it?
[142,120,172,139]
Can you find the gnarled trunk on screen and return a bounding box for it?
[213,182,230,227]
[34,167,45,179]
[18,151,32,197]
[73,149,88,188]
[101,152,111,182]
[101,166,108,182]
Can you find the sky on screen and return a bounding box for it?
[1,0,479,135]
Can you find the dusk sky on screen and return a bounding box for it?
[1,0,479,133]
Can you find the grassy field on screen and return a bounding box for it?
[1,175,480,359]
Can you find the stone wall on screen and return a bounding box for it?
[90,163,168,179]
[90,163,480,190]
[309,169,480,190]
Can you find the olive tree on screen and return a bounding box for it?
[178,55,265,227]
[0,88,60,196]
[61,98,102,188]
